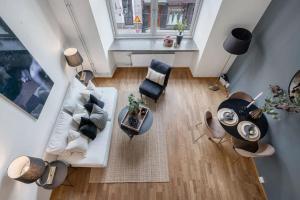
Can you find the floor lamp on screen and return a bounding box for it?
[209,28,252,91]
[7,156,47,184]
[64,0,95,73]
[64,48,84,80]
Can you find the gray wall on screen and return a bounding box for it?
[227,0,300,199]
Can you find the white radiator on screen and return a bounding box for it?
[131,54,175,67]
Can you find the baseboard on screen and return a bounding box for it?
[251,158,268,199]
[93,65,117,78]
[93,72,114,78]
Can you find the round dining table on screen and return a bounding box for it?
[218,98,269,141]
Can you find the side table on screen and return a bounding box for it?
[76,70,94,86]
[37,160,71,189]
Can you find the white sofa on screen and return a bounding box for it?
[45,80,118,168]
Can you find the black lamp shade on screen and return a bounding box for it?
[223,28,252,55]
[64,48,83,67]
[7,156,46,184]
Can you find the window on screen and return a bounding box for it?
[108,0,202,38]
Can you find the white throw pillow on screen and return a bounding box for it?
[81,90,92,102]
[63,78,86,113]
[72,104,89,124]
[146,68,166,86]
[87,80,96,91]
[67,130,80,141]
[46,111,73,155]
[65,130,89,155]
[80,80,102,102]
[80,90,102,103]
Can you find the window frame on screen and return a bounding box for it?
[106,0,203,39]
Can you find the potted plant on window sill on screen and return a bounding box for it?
[174,21,186,46]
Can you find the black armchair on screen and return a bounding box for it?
[139,59,172,102]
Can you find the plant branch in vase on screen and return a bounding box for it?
[262,85,300,119]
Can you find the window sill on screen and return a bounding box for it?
[108,38,199,52]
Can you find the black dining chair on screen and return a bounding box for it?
[139,59,172,102]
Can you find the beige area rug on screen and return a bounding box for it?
[89,91,169,183]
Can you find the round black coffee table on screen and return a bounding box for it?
[218,99,269,141]
[118,106,153,139]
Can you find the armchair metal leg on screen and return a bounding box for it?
[232,157,241,164]
[218,137,224,144]
[219,137,230,144]
[193,133,206,143]
[193,121,205,143]
[195,121,202,127]
[232,145,243,164]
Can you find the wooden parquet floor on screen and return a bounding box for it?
[51,68,265,200]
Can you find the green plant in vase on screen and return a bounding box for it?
[128,94,143,115]
[174,21,187,45]
[127,94,143,127]
[174,21,186,35]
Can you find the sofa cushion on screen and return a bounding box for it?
[86,80,97,91]
[57,121,113,167]
[81,89,102,103]
[79,117,97,140]
[56,87,118,167]
[139,79,163,99]
[88,94,104,109]
[84,103,94,113]
[67,130,81,141]
[46,111,75,155]
[81,81,102,102]
[63,78,86,114]
[73,104,89,124]
[65,130,89,155]
[90,104,108,131]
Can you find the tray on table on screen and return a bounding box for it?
[120,106,149,133]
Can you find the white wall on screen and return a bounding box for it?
[192,0,271,77]
[0,0,69,199]
[191,0,222,75]
[49,0,114,77]
[89,0,116,76]
[89,0,114,59]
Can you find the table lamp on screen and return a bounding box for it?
[209,28,252,91]
[7,156,47,184]
[64,48,84,79]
